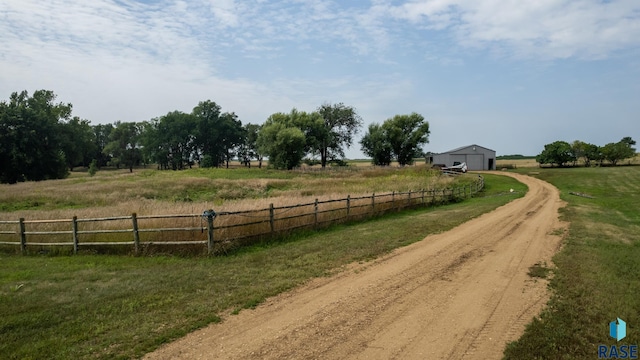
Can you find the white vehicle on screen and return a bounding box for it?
[442,162,467,173]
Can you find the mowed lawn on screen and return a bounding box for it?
[504,166,640,359]
[0,174,525,360]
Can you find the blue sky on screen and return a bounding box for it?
[1,0,639,157]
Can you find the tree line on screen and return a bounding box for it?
[0,90,431,183]
[536,138,637,167]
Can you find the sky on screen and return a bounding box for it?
[1,0,639,158]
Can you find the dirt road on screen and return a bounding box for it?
[145,173,566,360]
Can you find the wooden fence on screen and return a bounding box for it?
[0,176,484,255]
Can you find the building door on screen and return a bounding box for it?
[488,158,494,170]
[467,154,484,170]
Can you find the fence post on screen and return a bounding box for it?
[19,218,26,255]
[269,203,275,234]
[371,193,375,212]
[206,213,214,255]
[314,199,318,227]
[392,191,395,209]
[72,216,79,255]
[132,213,140,255]
[421,189,425,205]
[407,190,411,208]
[346,195,351,218]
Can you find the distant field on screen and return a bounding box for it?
[496,155,536,160]
[504,166,640,359]
[496,158,540,168]
[497,153,640,169]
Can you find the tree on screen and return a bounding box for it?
[104,121,142,172]
[248,123,263,168]
[620,137,637,158]
[314,103,362,168]
[192,100,244,168]
[59,116,97,170]
[192,100,223,167]
[286,109,324,160]
[141,111,198,170]
[583,143,602,167]
[237,123,262,168]
[360,113,430,166]
[570,140,586,167]
[601,137,636,165]
[0,90,72,183]
[219,112,245,168]
[93,123,114,168]
[535,141,575,167]
[88,159,98,176]
[383,113,430,165]
[360,123,393,166]
[570,140,607,167]
[257,111,307,170]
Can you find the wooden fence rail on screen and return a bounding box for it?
[0,176,484,255]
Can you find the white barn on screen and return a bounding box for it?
[430,144,496,171]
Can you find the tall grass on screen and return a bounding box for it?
[0,167,481,254]
[0,166,451,217]
[0,175,482,255]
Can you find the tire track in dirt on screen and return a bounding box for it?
[144,172,566,360]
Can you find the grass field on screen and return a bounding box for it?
[496,154,640,169]
[0,174,526,360]
[0,166,482,254]
[0,166,456,218]
[496,158,540,169]
[504,166,640,359]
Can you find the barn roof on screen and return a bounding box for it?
[441,144,495,154]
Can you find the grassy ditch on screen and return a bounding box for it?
[504,166,640,359]
[0,174,525,360]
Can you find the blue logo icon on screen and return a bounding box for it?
[611,318,627,342]
[599,318,637,359]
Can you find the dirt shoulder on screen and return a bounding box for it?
[145,172,566,360]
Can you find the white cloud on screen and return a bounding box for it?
[0,0,283,123]
[206,0,241,28]
[385,0,640,59]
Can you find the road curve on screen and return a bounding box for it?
[145,172,566,360]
